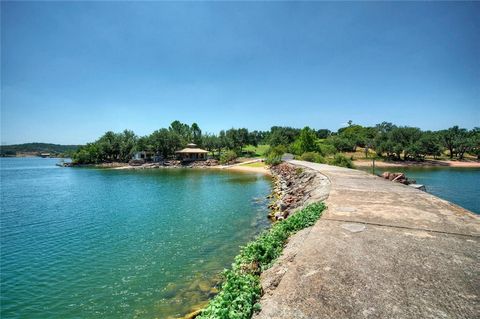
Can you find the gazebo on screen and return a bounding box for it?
[175,143,208,161]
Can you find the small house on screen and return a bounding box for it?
[176,143,208,161]
[132,151,155,162]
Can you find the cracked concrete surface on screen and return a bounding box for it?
[253,160,479,319]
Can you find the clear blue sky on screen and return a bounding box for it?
[1,1,479,145]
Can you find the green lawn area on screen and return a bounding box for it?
[243,144,270,157]
[240,161,266,168]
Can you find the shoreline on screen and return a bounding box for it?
[354,158,480,168]
[101,161,272,176]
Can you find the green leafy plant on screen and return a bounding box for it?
[197,202,326,319]
[220,150,238,164]
[299,151,325,164]
[328,153,354,168]
[264,145,286,166]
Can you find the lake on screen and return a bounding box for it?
[369,166,480,214]
[0,158,272,318]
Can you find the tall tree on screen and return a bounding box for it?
[191,123,202,146]
[169,120,192,145]
[150,129,182,158]
[297,126,317,154]
[440,126,468,159]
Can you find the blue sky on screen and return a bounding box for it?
[1,1,479,144]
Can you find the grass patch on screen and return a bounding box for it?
[243,145,270,157]
[196,202,326,319]
[240,162,266,168]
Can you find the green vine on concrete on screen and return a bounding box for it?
[196,202,326,319]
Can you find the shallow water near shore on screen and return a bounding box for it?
[0,157,271,318]
[364,166,480,214]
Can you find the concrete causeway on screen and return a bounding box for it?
[254,160,480,319]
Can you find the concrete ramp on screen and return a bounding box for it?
[254,160,479,319]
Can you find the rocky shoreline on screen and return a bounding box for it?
[267,162,330,221]
[60,159,220,169]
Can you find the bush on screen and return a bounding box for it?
[197,203,326,319]
[329,153,354,168]
[265,154,282,166]
[264,145,286,166]
[300,152,325,164]
[317,143,337,156]
[329,135,356,152]
[220,150,238,164]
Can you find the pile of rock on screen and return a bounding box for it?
[127,159,220,169]
[187,159,219,167]
[163,160,182,167]
[268,163,329,221]
[381,171,416,185]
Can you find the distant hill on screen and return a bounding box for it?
[0,143,81,156]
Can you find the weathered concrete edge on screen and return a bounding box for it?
[289,160,480,237]
[256,162,334,299]
[254,160,480,319]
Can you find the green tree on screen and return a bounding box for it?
[169,120,192,145]
[97,131,120,161]
[389,126,422,160]
[202,133,221,157]
[328,135,356,152]
[469,128,480,160]
[296,126,317,154]
[417,131,442,159]
[315,129,331,139]
[439,126,468,159]
[150,129,182,158]
[268,126,300,146]
[118,129,137,162]
[264,145,286,166]
[191,123,202,146]
[73,143,101,164]
[220,150,237,164]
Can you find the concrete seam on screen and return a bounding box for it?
[321,217,480,238]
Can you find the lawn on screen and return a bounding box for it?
[243,144,270,157]
[240,161,267,168]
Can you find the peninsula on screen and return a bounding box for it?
[192,160,479,318]
[254,160,479,318]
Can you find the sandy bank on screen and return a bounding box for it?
[105,162,272,175]
[222,165,271,175]
[354,159,480,168]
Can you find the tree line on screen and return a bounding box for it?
[72,120,479,164]
[266,122,479,163]
[72,121,264,164]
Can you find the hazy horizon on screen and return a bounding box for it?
[1,2,479,145]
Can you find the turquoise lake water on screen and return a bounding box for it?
[369,166,480,214]
[0,158,271,318]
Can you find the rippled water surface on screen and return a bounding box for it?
[369,166,480,213]
[0,158,271,318]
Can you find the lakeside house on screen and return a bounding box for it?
[132,151,162,163]
[176,143,208,161]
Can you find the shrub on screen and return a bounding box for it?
[220,150,238,164]
[197,203,326,319]
[299,152,325,164]
[329,153,354,168]
[317,143,337,156]
[265,154,282,166]
[264,145,286,166]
